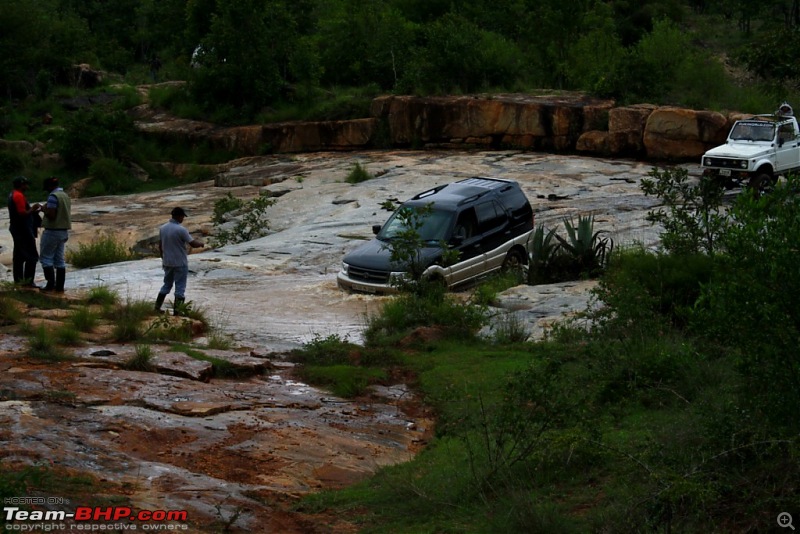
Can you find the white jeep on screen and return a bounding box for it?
[701,104,800,190]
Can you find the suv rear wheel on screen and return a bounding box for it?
[502,249,526,272]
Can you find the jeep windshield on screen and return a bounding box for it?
[377,206,454,243]
[729,121,775,142]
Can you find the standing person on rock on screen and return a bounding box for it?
[7,176,42,287]
[39,176,71,293]
[155,207,205,316]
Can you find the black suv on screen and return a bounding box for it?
[337,177,534,293]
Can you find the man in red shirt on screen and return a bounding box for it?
[7,176,42,287]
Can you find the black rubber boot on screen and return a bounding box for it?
[154,293,167,313]
[41,266,55,292]
[174,297,185,316]
[22,261,38,288]
[12,258,24,284]
[55,268,66,293]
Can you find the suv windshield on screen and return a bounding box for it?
[729,121,775,142]
[377,206,454,243]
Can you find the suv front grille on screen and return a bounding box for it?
[347,266,391,284]
[704,157,743,169]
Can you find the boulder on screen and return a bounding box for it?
[644,107,710,160]
[371,94,614,148]
[576,131,611,156]
[127,93,742,161]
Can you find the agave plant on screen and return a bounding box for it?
[554,215,613,277]
[527,224,559,284]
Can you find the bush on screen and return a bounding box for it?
[640,166,726,255]
[66,233,136,268]
[594,247,715,333]
[295,333,358,366]
[345,161,373,184]
[124,345,153,371]
[698,176,800,430]
[56,109,136,171]
[87,157,136,196]
[364,284,487,345]
[211,192,275,247]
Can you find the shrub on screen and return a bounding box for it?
[554,215,613,279]
[0,294,23,326]
[86,158,136,196]
[27,325,69,361]
[110,300,152,342]
[0,151,25,175]
[56,109,136,171]
[211,192,275,247]
[472,271,524,307]
[698,176,800,430]
[593,247,715,333]
[68,306,99,332]
[640,166,726,255]
[363,285,487,345]
[66,233,136,268]
[124,345,153,371]
[527,224,559,285]
[345,161,373,184]
[294,333,357,366]
[85,286,119,306]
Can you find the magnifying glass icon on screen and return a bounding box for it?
[779,512,795,530]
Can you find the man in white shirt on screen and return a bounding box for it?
[154,207,205,315]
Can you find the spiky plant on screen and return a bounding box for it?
[527,224,560,285]
[555,215,613,277]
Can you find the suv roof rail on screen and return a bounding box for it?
[457,177,512,188]
[411,183,449,200]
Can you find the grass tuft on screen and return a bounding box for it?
[67,234,137,269]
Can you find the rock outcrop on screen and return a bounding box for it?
[133,93,738,162]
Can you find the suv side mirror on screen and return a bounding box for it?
[372,224,382,235]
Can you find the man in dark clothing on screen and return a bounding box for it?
[7,176,42,287]
[154,207,205,315]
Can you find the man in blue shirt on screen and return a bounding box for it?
[154,207,205,315]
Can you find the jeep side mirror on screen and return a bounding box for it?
[372,224,382,235]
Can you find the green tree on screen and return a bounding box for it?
[0,0,92,98]
[316,0,416,91]
[565,2,625,93]
[188,0,304,117]
[402,13,523,94]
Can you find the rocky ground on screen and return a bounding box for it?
[0,150,686,532]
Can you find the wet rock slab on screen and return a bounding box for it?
[0,357,427,530]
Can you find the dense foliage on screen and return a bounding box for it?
[296,173,800,531]
[3,0,800,121]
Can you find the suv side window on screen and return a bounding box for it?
[476,200,506,233]
[453,208,478,241]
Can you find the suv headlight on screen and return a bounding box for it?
[341,262,349,275]
[703,158,711,166]
[740,160,748,169]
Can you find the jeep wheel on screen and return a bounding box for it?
[750,173,776,195]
